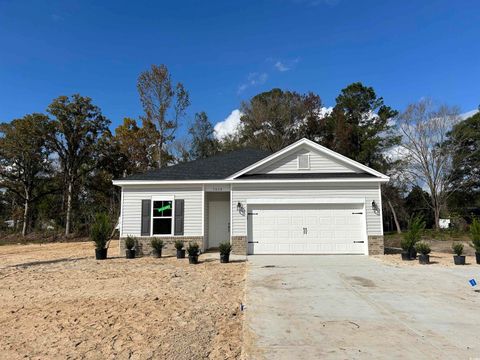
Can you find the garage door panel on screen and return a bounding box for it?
[291,216,303,225]
[277,244,293,253]
[319,217,331,224]
[249,203,366,255]
[277,222,292,231]
[277,235,291,243]
[319,230,335,239]
[262,230,276,240]
[304,243,319,252]
[262,217,275,226]
[290,243,306,253]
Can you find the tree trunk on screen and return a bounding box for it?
[11,198,19,230]
[387,200,402,234]
[432,196,441,230]
[158,137,164,168]
[22,196,29,237]
[65,180,73,236]
[434,207,441,230]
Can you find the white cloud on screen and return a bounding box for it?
[214,109,243,140]
[272,58,300,72]
[51,13,64,22]
[274,61,289,72]
[237,72,268,94]
[384,145,410,163]
[318,106,333,118]
[237,84,248,93]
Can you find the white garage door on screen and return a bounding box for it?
[247,203,366,255]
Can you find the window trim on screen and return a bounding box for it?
[151,196,175,236]
[297,154,310,170]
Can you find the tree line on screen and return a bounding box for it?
[1,64,479,237]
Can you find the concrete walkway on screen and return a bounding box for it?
[243,255,480,359]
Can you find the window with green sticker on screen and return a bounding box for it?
[152,200,173,235]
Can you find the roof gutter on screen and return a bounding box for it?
[112,177,389,186]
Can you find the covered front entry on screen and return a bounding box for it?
[247,202,367,255]
[206,192,230,249]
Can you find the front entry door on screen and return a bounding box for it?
[208,200,230,248]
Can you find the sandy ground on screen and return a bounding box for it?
[374,251,479,267]
[0,241,246,360]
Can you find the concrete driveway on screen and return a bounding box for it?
[243,255,480,359]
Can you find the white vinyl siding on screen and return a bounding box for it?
[231,182,382,237]
[121,185,203,237]
[204,194,208,244]
[250,147,361,174]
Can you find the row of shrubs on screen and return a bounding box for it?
[90,212,233,263]
[401,217,480,265]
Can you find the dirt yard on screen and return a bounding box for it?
[374,251,478,267]
[0,241,246,360]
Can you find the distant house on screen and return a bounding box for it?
[113,138,389,256]
[4,220,15,228]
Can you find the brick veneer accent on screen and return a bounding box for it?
[119,236,204,257]
[368,235,384,255]
[231,236,247,255]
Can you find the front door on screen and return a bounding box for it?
[208,200,230,248]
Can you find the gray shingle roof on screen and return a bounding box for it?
[238,172,373,180]
[121,148,271,181]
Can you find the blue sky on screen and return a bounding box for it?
[1,0,479,138]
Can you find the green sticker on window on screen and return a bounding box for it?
[156,204,172,212]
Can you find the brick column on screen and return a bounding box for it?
[368,235,384,255]
[231,236,247,255]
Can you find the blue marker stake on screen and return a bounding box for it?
[469,279,477,287]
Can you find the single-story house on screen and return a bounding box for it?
[112,138,389,256]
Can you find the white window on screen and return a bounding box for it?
[297,154,310,170]
[151,198,174,236]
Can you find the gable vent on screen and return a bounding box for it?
[297,154,310,170]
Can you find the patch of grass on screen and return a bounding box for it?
[385,230,470,243]
[422,229,470,241]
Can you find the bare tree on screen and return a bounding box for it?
[396,99,460,229]
[137,65,190,168]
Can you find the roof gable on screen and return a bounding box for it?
[227,138,389,180]
[247,145,362,175]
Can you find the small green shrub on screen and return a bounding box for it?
[452,242,464,256]
[400,238,412,252]
[90,212,111,250]
[151,238,164,251]
[219,241,232,255]
[174,240,184,250]
[187,242,199,256]
[125,235,136,250]
[415,241,431,255]
[402,216,425,252]
[470,219,480,253]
